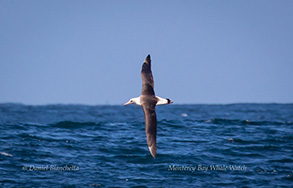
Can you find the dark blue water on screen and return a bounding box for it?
[0,103,292,187]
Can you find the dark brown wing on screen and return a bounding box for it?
[141,98,157,159]
[141,54,158,158]
[141,54,155,96]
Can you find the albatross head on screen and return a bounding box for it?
[124,97,141,106]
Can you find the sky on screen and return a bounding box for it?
[1,0,293,105]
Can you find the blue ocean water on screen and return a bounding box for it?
[0,103,292,187]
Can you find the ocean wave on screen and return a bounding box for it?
[49,121,100,129]
[201,118,293,126]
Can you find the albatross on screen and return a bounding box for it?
[124,54,173,159]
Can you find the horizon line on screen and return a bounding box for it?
[1,102,292,106]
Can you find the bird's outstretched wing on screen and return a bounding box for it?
[142,102,157,159]
[141,54,155,96]
[141,54,157,158]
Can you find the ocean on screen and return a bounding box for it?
[0,103,292,187]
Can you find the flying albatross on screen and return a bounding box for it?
[124,54,173,158]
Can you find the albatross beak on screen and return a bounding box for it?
[124,101,132,106]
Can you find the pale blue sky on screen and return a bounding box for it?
[1,0,293,105]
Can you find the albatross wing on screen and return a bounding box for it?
[140,54,158,158]
[142,102,157,159]
[141,54,155,96]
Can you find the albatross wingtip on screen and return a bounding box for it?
[145,54,151,62]
[148,145,157,159]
